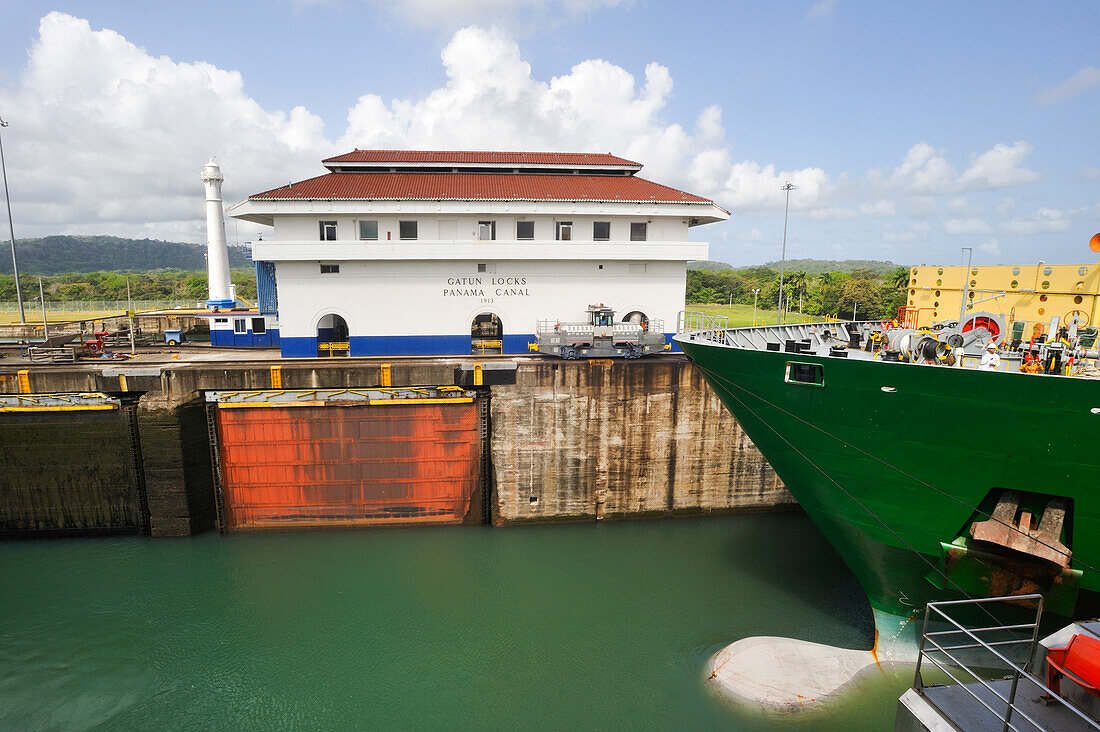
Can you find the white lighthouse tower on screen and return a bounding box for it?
[201,159,235,309]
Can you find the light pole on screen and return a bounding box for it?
[0,117,25,324]
[776,181,797,325]
[752,288,761,326]
[958,247,973,330]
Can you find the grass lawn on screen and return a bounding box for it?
[0,309,125,325]
[688,303,822,327]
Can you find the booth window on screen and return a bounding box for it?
[251,318,267,334]
[593,221,610,241]
[399,221,418,240]
[358,220,378,240]
[233,319,247,334]
[319,221,337,240]
[516,221,534,240]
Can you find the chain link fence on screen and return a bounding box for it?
[0,300,202,315]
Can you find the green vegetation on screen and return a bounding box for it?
[689,303,820,327]
[0,235,252,275]
[0,270,257,303]
[0,235,257,303]
[687,262,909,321]
[759,258,901,276]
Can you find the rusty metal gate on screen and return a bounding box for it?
[207,388,485,531]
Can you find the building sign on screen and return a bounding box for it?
[443,276,530,298]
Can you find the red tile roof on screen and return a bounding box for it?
[322,150,642,168]
[249,172,714,205]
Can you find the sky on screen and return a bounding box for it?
[0,1,1098,266]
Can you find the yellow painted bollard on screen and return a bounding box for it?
[270,365,282,389]
[118,374,128,392]
[17,370,30,394]
[380,363,391,387]
[474,363,483,386]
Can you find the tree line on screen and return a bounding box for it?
[0,270,258,303]
[687,264,910,320]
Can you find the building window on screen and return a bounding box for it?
[477,263,497,273]
[358,220,378,240]
[319,221,337,241]
[399,220,417,240]
[516,221,535,240]
[233,318,247,334]
[478,221,496,241]
[630,222,647,241]
[556,221,573,241]
[593,221,611,241]
[251,318,267,334]
[320,264,340,274]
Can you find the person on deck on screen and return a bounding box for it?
[979,340,1000,371]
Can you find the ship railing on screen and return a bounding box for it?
[913,594,1100,731]
[676,311,733,345]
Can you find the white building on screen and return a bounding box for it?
[228,150,728,358]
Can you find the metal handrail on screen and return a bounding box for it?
[913,594,1100,732]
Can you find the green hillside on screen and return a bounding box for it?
[0,235,252,274]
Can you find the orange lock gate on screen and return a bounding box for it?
[208,389,484,530]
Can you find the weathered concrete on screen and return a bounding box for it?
[137,403,216,537]
[0,406,146,536]
[490,359,793,523]
[0,354,797,536]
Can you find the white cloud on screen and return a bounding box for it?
[978,238,1001,255]
[957,142,1041,190]
[871,141,1040,196]
[0,12,331,239]
[947,197,980,215]
[805,0,839,21]
[906,196,937,218]
[1034,66,1100,106]
[943,217,993,235]
[999,208,1071,235]
[859,199,897,217]
[336,0,629,31]
[0,11,1064,251]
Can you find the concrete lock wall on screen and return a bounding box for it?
[0,357,794,538]
[491,360,792,523]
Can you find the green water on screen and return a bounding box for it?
[0,514,915,729]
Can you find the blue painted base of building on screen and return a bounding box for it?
[277,333,680,358]
[211,328,281,348]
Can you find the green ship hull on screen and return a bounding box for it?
[678,336,1100,619]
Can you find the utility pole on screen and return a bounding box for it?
[37,276,48,338]
[777,181,797,325]
[126,276,136,355]
[0,117,24,324]
[958,247,973,330]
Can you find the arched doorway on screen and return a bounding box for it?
[471,313,503,355]
[317,313,349,357]
[622,310,650,331]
